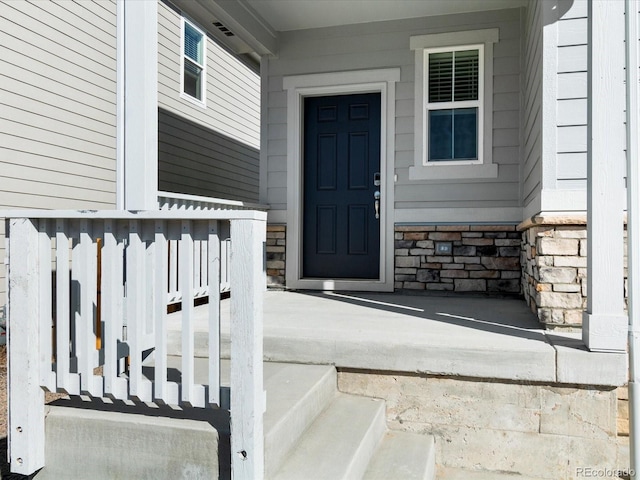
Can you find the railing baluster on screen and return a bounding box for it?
[194,237,201,294]
[144,222,155,349]
[101,221,116,397]
[225,237,232,292]
[180,220,196,406]
[68,221,83,395]
[8,218,45,474]
[102,220,127,400]
[55,220,75,394]
[154,220,173,404]
[208,220,221,406]
[76,219,102,396]
[201,235,207,296]
[38,220,55,392]
[127,220,152,402]
[168,238,178,303]
[220,232,231,292]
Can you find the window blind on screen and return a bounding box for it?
[428,49,479,103]
[428,52,453,103]
[453,50,479,101]
[184,24,203,64]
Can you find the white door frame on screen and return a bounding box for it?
[283,68,400,291]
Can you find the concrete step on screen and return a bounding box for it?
[35,406,220,480]
[363,431,436,480]
[262,363,337,478]
[32,359,436,480]
[183,358,436,480]
[271,393,387,480]
[163,357,339,477]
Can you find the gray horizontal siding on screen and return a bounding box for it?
[266,8,522,217]
[158,109,260,202]
[0,0,118,303]
[157,1,260,201]
[157,2,260,149]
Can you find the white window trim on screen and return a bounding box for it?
[410,28,499,180]
[425,44,484,165]
[282,68,400,292]
[180,16,207,108]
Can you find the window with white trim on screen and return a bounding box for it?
[181,18,206,105]
[410,29,499,180]
[426,46,482,162]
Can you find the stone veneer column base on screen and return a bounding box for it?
[266,225,285,287]
[518,215,630,331]
[519,217,588,329]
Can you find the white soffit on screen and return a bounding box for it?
[244,0,527,32]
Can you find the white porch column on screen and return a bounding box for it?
[118,0,158,210]
[583,0,627,352]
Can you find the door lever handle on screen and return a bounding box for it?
[374,191,381,220]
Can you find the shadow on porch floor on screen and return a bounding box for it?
[168,290,627,387]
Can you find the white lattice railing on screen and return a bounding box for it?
[158,192,268,297]
[5,210,266,479]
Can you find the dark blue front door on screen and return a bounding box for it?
[303,93,381,279]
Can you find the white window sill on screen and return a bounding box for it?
[180,92,207,109]
[409,162,498,180]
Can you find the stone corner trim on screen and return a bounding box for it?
[517,215,587,232]
[521,224,587,327]
[521,223,592,328]
[266,224,286,287]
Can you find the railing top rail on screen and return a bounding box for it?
[1,209,267,221]
[158,191,269,211]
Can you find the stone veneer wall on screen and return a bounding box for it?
[266,225,285,287]
[339,370,630,479]
[520,218,628,329]
[394,225,521,293]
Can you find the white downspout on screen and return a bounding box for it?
[626,0,640,476]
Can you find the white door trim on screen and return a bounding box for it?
[283,68,400,292]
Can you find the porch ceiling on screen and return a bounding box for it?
[244,0,527,32]
[174,0,527,57]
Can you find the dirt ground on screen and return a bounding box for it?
[0,345,7,439]
[0,344,20,478]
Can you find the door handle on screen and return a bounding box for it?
[374,191,381,219]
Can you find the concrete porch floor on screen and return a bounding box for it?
[168,290,627,386]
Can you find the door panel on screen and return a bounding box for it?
[303,93,381,279]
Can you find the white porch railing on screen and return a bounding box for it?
[158,191,269,212]
[5,210,266,479]
[158,192,269,298]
